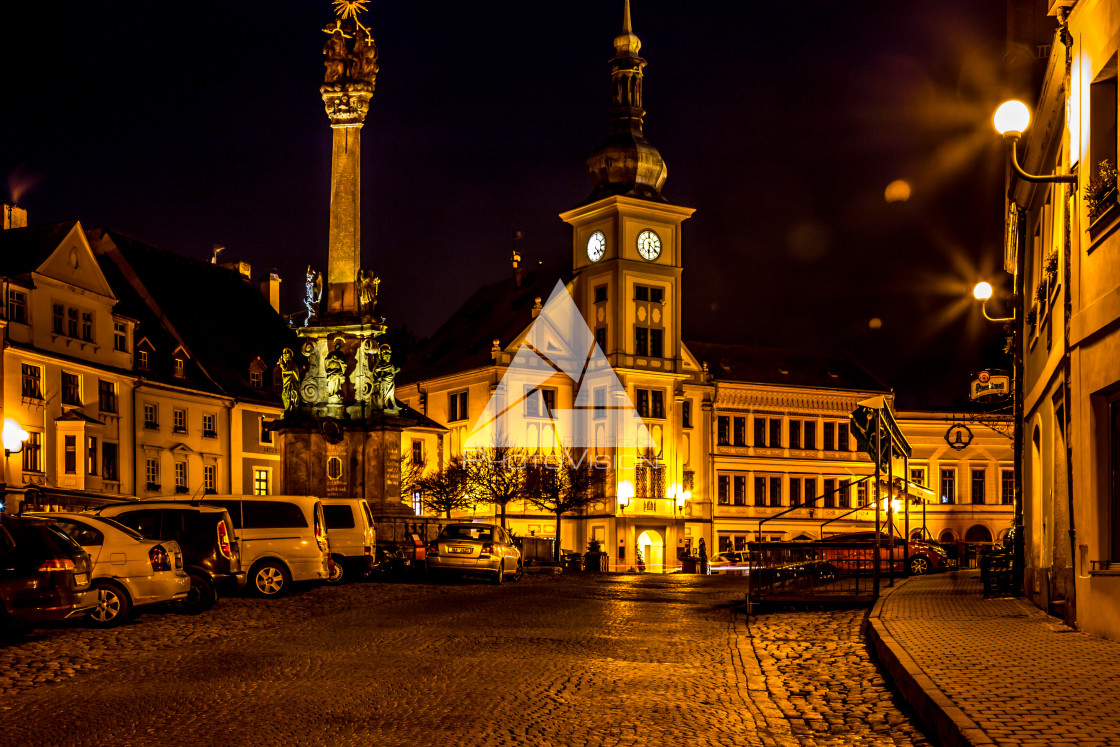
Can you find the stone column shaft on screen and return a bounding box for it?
[327,123,362,315]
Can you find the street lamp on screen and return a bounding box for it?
[2,419,29,457]
[993,100,1077,185]
[675,489,690,516]
[618,480,634,516]
[973,281,1015,323]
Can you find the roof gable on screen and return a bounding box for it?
[34,222,116,300]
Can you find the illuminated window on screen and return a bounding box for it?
[87,436,98,476]
[253,469,270,496]
[940,468,956,504]
[138,349,149,370]
[173,357,185,378]
[250,370,262,389]
[22,432,42,473]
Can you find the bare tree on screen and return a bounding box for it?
[416,458,472,519]
[400,447,427,505]
[463,445,528,529]
[524,450,597,562]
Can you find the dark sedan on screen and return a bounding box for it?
[0,514,96,633]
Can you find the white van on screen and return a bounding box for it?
[183,495,330,597]
[319,498,376,583]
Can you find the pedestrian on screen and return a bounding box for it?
[698,537,709,575]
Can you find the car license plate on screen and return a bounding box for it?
[449,546,473,554]
[74,573,89,586]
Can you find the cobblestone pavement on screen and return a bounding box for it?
[0,573,930,746]
[875,571,1120,746]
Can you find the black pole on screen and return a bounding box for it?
[888,428,895,588]
[873,412,881,599]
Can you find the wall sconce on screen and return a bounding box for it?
[675,490,690,515]
[993,100,1077,185]
[2,419,29,457]
[618,480,634,516]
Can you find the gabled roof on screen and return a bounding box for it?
[398,264,574,385]
[0,222,79,277]
[684,340,889,393]
[88,228,298,403]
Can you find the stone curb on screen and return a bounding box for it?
[866,578,995,747]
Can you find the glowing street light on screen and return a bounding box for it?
[992,100,1076,185]
[675,489,690,515]
[618,480,634,516]
[2,419,29,457]
[972,281,1014,323]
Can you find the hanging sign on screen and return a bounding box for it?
[970,369,1011,401]
[945,423,974,451]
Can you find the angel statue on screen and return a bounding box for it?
[371,343,398,410]
[276,348,302,413]
[357,269,380,317]
[304,266,323,326]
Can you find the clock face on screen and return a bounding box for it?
[636,229,662,261]
[586,231,606,262]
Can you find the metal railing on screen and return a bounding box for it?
[747,540,880,604]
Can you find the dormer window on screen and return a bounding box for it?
[248,358,267,389]
[138,350,149,370]
[250,370,262,388]
[174,357,185,378]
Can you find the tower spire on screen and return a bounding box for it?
[583,0,668,203]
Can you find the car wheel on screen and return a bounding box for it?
[89,582,132,627]
[492,560,505,585]
[327,555,345,585]
[176,572,217,614]
[909,555,931,576]
[250,560,291,597]
[512,559,523,582]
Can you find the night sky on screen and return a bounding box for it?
[1,1,1026,410]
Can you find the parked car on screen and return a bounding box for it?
[426,523,522,584]
[821,531,952,575]
[27,512,190,626]
[708,551,751,574]
[93,501,245,613]
[172,495,330,597]
[0,514,96,633]
[319,498,376,583]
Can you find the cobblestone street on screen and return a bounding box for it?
[0,574,931,746]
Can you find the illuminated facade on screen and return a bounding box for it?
[0,216,294,512]
[1009,0,1120,639]
[396,5,1014,570]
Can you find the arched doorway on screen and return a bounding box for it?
[938,529,956,544]
[965,525,993,543]
[637,529,665,573]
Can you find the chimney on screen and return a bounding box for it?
[259,272,282,313]
[220,259,251,281]
[3,204,28,230]
[211,244,225,264]
[531,297,543,318]
[512,229,524,287]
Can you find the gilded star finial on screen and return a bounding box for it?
[333,0,369,20]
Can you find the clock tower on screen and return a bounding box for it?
[560,0,694,370]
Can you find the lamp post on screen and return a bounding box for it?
[2,418,30,513]
[980,97,1075,597]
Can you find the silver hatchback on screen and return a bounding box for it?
[426,523,522,584]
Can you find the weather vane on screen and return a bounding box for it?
[331,0,371,38]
